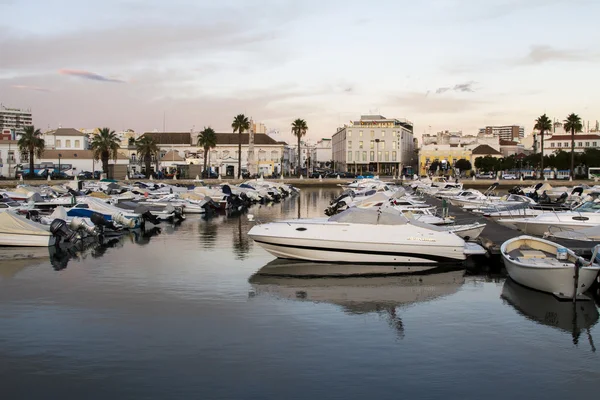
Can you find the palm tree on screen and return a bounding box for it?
[17,125,45,178]
[232,114,250,179]
[90,127,120,175]
[291,118,308,177]
[534,114,552,178]
[136,135,159,178]
[564,113,583,179]
[197,127,217,178]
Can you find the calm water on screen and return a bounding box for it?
[1,188,599,400]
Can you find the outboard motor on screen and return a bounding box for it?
[140,210,161,225]
[70,217,97,236]
[538,191,550,204]
[556,192,568,204]
[50,219,79,243]
[571,187,583,197]
[90,212,121,234]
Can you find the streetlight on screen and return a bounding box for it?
[58,153,62,176]
[374,139,380,175]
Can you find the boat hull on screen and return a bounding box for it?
[0,233,56,247]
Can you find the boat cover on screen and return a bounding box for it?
[49,206,68,220]
[328,208,409,225]
[78,196,133,215]
[0,211,51,236]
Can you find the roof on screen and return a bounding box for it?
[547,134,600,141]
[143,132,191,145]
[49,128,87,137]
[499,140,519,146]
[160,150,184,161]
[41,149,128,160]
[471,144,501,155]
[214,133,280,145]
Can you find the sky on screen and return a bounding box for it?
[1,0,600,143]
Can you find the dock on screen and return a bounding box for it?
[424,195,597,258]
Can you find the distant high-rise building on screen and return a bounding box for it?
[0,104,32,136]
[478,125,524,141]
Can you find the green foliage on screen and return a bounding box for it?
[197,127,217,178]
[291,118,308,176]
[17,125,45,178]
[136,136,159,178]
[429,160,442,172]
[90,127,120,173]
[454,158,471,171]
[232,114,250,178]
[474,156,499,172]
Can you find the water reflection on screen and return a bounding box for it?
[501,279,598,351]
[232,216,251,260]
[249,261,465,338]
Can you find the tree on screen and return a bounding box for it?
[197,127,217,178]
[429,160,441,173]
[474,156,499,172]
[454,159,471,172]
[90,127,120,175]
[564,113,583,178]
[136,135,159,178]
[291,118,308,177]
[17,125,44,178]
[534,114,552,178]
[232,114,250,179]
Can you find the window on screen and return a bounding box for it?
[385,151,389,161]
[355,151,359,161]
[392,151,397,161]
[359,131,363,137]
[66,140,71,148]
[370,141,374,149]
[348,141,352,148]
[564,142,569,147]
[381,130,385,137]
[131,154,136,162]
[271,151,278,161]
[585,142,590,147]
[393,131,397,137]
[551,143,555,148]
[370,130,374,137]
[425,157,430,164]
[347,151,352,161]
[75,140,80,148]
[370,151,374,161]
[56,139,61,148]
[378,151,382,161]
[8,150,15,162]
[557,143,561,148]
[578,142,583,147]
[359,141,363,149]
[348,130,352,137]
[594,142,598,147]
[392,141,397,150]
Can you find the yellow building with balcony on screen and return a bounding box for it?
[419,144,472,175]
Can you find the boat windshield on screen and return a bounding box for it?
[328,208,409,225]
[574,201,600,213]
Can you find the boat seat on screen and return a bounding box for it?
[519,250,547,259]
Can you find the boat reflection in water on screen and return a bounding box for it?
[501,279,598,351]
[249,260,466,338]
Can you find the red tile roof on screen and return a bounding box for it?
[547,134,600,141]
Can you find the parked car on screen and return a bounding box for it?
[130,172,146,179]
[502,174,517,180]
[78,171,94,179]
[476,172,495,179]
[51,171,70,179]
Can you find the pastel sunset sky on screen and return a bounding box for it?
[2,0,599,143]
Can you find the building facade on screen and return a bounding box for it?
[311,138,332,169]
[332,115,414,175]
[478,125,524,141]
[0,140,22,178]
[0,105,33,136]
[543,134,600,153]
[419,145,473,175]
[43,128,89,150]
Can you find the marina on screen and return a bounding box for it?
[1,179,600,399]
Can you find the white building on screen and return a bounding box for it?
[478,125,524,141]
[38,149,129,176]
[311,138,332,169]
[142,131,286,177]
[0,140,23,178]
[0,105,33,136]
[543,134,600,153]
[332,115,414,175]
[43,128,89,150]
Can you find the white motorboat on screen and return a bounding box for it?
[0,211,56,247]
[248,208,486,265]
[498,210,600,236]
[500,235,600,298]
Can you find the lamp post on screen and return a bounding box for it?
[375,139,380,175]
[58,153,62,177]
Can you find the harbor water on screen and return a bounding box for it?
[1,188,599,399]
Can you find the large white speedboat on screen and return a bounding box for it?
[500,235,600,298]
[498,210,600,236]
[248,208,485,265]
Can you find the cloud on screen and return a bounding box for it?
[58,69,125,83]
[389,92,485,114]
[435,81,476,94]
[11,84,51,92]
[515,45,589,65]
